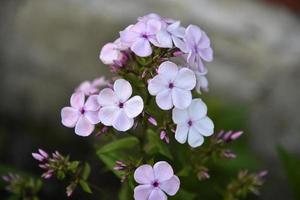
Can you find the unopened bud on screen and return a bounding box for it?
[148,117,158,126]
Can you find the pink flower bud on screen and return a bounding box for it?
[222,150,236,159]
[230,131,244,140]
[173,50,184,57]
[258,170,268,178]
[2,175,10,182]
[160,130,170,144]
[113,160,127,171]
[38,149,49,159]
[32,153,44,162]
[148,117,158,126]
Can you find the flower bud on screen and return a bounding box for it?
[148,117,158,126]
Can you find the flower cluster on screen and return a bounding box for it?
[32,149,92,197]
[2,173,42,199]
[62,13,214,147]
[52,13,267,200]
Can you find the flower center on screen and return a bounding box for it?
[118,102,124,108]
[168,82,174,89]
[152,181,159,188]
[80,108,85,115]
[141,33,148,39]
[188,120,193,127]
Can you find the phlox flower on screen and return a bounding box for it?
[99,39,128,66]
[61,92,100,136]
[194,68,209,93]
[120,19,161,57]
[172,98,214,147]
[183,25,213,73]
[134,161,180,200]
[76,76,108,96]
[148,61,196,110]
[156,21,186,50]
[98,79,144,131]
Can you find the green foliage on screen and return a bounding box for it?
[97,137,141,178]
[145,129,173,160]
[277,146,300,200]
[81,162,91,180]
[79,180,92,194]
[2,174,42,200]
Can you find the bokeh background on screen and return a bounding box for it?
[1,0,300,199]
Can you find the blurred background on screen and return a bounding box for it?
[0,0,299,199]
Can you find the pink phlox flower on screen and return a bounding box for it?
[76,76,109,96]
[61,92,101,136]
[120,19,162,57]
[148,61,196,110]
[98,79,144,132]
[182,25,213,73]
[99,39,128,66]
[172,98,214,148]
[134,161,180,200]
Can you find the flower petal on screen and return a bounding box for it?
[70,92,85,109]
[174,68,196,90]
[149,189,167,200]
[98,88,118,107]
[113,109,134,131]
[156,90,173,110]
[160,175,180,196]
[98,106,119,126]
[172,36,186,52]
[188,127,204,148]
[131,38,152,57]
[185,25,202,45]
[146,19,161,34]
[153,161,174,182]
[199,31,211,48]
[124,96,144,118]
[75,116,94,137]
[172,88,192,109]
[134,185,153,200]
[113,79,132,102]
[188,99,207,120]
[199,47,213,62]
[120,26,139,45]
[85,95,100,111]
[99,43,119,65]
[172,108,189,124]
[194,116,214,136]
[134,164,155,184]
[61,107,79,128]
[148,75,168,95]
[175,124,189,144]
[156,29,173,48]
[158,61,178,81]
[84,111,100,124]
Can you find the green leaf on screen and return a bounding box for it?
[79,180,92,194]
[56,170,65,180]
[172,189,197,200]
[146,129,173,160]
[97,137,140,154]
[118,182,132,200]
[81,162,91,180]
[277,146,300,199]
[69,161,80,173]
[97,136,140,178]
